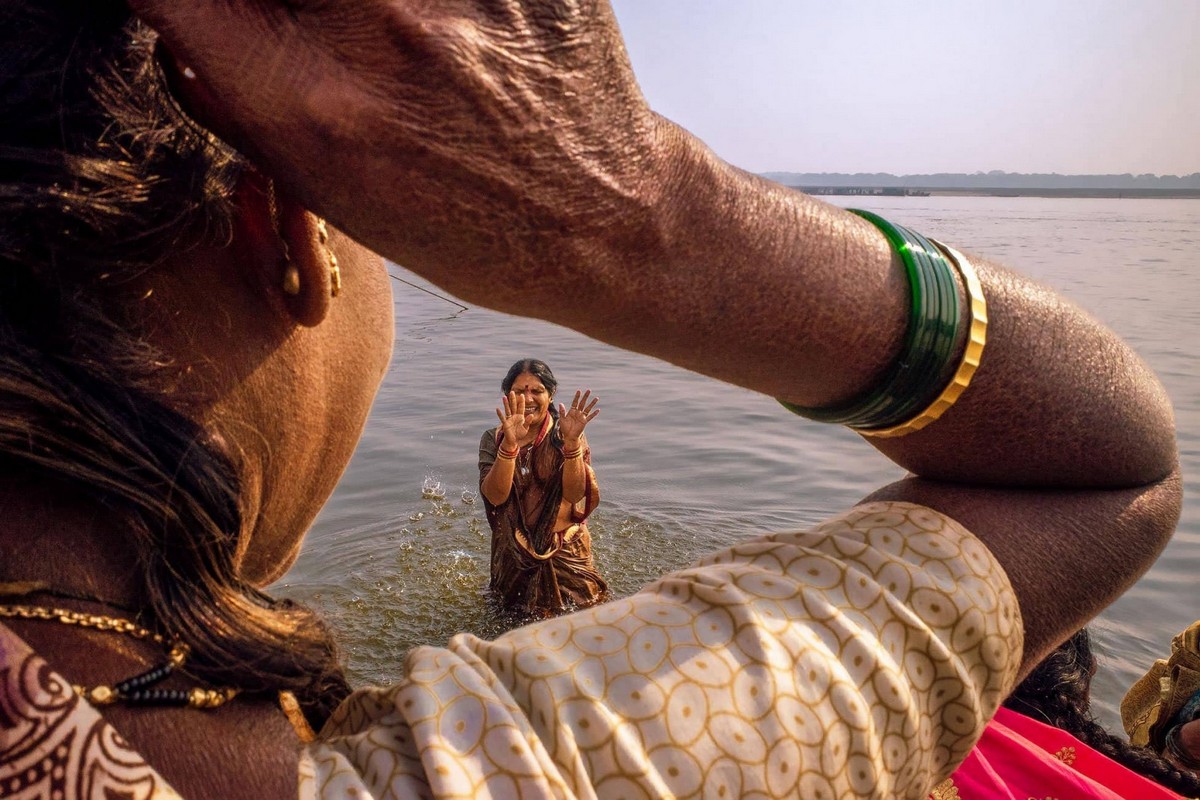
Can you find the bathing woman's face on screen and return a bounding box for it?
[511,372,552,432]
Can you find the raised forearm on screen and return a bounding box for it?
[480,464,513,507]
[480,443,517,507]
[527,121,1176,489]
[532,122,909,411]
[133,2,1175,490]
[867,257,1175,487]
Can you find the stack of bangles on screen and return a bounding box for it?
[561,446,584,461]
[779,209,988,438]
[496,445,519,461]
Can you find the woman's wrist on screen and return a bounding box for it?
[507,114,681,322]
[497,437,520,460]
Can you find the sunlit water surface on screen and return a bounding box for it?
[277,196,1200,731]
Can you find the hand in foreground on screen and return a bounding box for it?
[133,0,663,308]
[557,390,599,444]
[496,391,531,448]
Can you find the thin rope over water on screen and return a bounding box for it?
[388,272,469,312]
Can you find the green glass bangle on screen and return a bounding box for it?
[779,209,962,429]
[868,225,961,425]
[848,225,958,427]
[841,225,944,426]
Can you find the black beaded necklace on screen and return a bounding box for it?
[0,584,237,709]
[515,415,555,478]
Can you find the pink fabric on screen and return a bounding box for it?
[934,706,1184,799]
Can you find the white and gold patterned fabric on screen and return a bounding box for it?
[301,501,1024,799]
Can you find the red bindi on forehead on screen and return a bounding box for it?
[514,374,546,393]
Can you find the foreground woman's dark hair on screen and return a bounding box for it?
[0,1,348,727]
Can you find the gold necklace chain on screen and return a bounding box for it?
[0,603,166,641]
[0,603,236,709]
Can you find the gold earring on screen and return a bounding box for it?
[316,218,341,297]
[266,181,300,295]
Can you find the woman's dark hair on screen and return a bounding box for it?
[0,2,348,726]
[501,358,563,445]
[1005,629,1200,796]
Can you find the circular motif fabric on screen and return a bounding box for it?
[302,502,1023,799]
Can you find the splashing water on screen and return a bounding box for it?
[421,475,445,500]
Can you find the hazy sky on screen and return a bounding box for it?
[610,0,1199,176]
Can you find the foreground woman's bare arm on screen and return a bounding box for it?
[131,0,1180,674]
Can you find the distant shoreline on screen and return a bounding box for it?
[788,186,1200,200]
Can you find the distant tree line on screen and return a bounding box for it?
[761,171,1200,190]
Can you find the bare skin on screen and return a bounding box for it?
[0,184,392,799]
[557,389,600,506]
[134,2,1173,475]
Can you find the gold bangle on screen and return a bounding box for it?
[562,448,583,460]
[497,448,518,461]
[861,240,987,439]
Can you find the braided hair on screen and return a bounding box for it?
[1005,628,1200,796]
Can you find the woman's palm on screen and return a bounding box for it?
[497,391,531,444]
[558,390,599,442]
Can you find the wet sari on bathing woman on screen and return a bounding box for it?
[478,416,609,617]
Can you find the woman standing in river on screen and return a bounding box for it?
[478,359,608,618]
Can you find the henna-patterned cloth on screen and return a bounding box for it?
[479,422,608,618]
[0,628,182,799]
[301,502,1024,799]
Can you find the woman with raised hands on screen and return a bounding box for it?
[0,1,1181,798]
[478,359,608,618]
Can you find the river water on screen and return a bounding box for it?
[277,195,1199,731]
